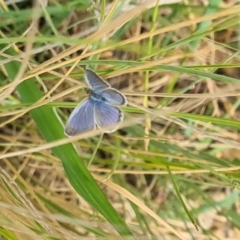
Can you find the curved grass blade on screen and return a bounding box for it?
[2,47,132,237]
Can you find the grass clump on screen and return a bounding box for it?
[1,0,240,239]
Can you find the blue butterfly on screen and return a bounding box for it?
[65,68,127,136]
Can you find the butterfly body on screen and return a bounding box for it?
[64,68,127,136]
[86,89,108,103]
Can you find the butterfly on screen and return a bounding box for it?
[64,68,127,136]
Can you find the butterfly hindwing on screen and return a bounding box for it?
[94,101,123,132]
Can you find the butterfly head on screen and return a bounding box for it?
[84,88,92,94]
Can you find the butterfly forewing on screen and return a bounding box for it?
[94,101,123,132]
[64,98,95,136]
[85,68,110,92]
[101,88,127,106]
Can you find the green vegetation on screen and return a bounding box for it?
[1,0,240,239]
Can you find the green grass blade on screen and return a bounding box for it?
[171,112,240,130]
[2,47,132,236]
[166,165,198,230]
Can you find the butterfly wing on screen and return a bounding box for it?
[85,68,110,92]
[64,98,95,136]
[94,101,123,132]
[101,88,127,106]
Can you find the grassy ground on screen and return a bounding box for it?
[1,0,240,239]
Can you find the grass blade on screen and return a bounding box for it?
[2,47,132,236]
